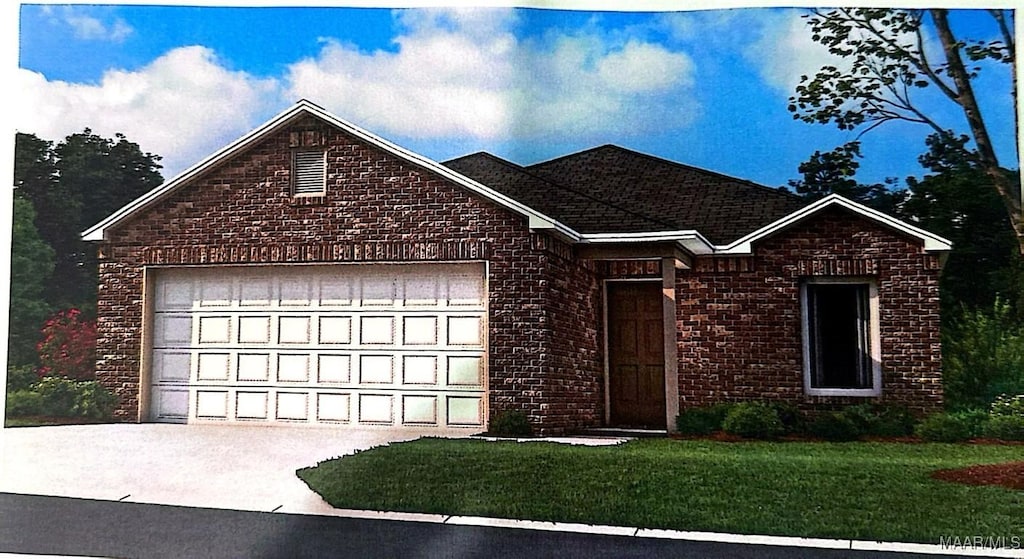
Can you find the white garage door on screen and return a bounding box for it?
[148,263,487,429]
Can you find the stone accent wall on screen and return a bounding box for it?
[95,115,603,434]
[676,206,943,415]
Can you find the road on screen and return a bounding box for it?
[0,493,975,559]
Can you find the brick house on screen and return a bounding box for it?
[84,100,950,434]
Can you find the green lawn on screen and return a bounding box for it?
[297,438,1024,544]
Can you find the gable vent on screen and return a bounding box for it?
[293,150,326,195]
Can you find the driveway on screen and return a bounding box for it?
[0,423,465,514]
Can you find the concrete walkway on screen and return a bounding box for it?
[0,423,474,514]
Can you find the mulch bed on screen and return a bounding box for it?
[931,462,1024,490]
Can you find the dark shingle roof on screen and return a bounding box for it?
[444,145,805,245]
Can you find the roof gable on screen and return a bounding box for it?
[82,100,573,242]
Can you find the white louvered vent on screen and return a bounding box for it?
[293,150,326,195]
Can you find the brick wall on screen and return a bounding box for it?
[95,115,603,433]
[676,206,943,415]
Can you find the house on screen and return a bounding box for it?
[83,100,950,434]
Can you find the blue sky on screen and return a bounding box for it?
[9,2,1020,190]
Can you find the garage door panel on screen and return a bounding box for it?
[237,353,271,382]
[318,354,351,383]
[359,355,394,384]
[152,350,191,383]
[402,395,438,425]
[317,393,351,422]
[196,353,231,381]
[402,355,438,385]
[359,394,394,424]
[238,316,272,344]
[318,316,352,344]
[150,264,486,428]
[198,316,232,344]
[277,354,311,382]
[195,390,230,419]
[236,391,269,419]
[276,392,310,420]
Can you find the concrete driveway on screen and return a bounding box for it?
[0,423,465,515]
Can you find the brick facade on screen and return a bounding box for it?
[94,111,944,434]
[675,207,943,415]
[96,115,603,434]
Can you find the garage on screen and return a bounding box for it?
[147,263,487,429]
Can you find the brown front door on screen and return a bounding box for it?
[607,281,666,428]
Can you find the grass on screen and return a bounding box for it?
[297,438,1024,544]
[4,416,112,427]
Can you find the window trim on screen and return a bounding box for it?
[291,149,327,197]
[800,277,882,397]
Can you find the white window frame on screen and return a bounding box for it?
[292,149,327,196]
[800,277,882,397]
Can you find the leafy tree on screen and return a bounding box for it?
[788,9,1021,252]
[13,130,163,312]
[787,140,903,213]
[7,197,55,366]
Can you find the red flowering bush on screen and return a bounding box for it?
[36,309,97,380]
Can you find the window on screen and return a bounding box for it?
[292,150,326,196]
[801,279,881,396]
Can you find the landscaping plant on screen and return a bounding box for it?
[721,402,784,440]
[675,403,733,435]
[36,309,97,380]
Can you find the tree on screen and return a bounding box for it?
[787,140,903,214]
[14,130,163,312]
[899,133,1020,316]
[7,197,55,366]
[788,9,1021,251]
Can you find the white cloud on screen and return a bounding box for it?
[46,6,134,42]
[14,46,281,177]
[744,10,836,93]
[284,7,698,141]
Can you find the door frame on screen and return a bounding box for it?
[602,257,679,430]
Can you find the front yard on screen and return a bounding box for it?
[297,438,1024,544]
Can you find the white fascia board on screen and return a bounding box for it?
[82,100,577,242]
[579,230,715,255]
[715,193,953,255]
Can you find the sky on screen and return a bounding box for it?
[5,2,1021,192]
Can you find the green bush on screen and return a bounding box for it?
[722,402,784,440]
[5,365,39,393]
[675,403,733,435]
[839,403,916,437]
[32,377,117,419]
[982,415,1024,441]
[488,410,532,437]
[766,401,805,434]
[943,301,1024,411]
[989,394,1024,418]
[807,412,861,441]
[915,413,974,442]
[950,409,991,438]
[5,389,44,417]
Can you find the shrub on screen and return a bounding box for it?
[676,403,733,435]
[5,365,39,392]
[942,300,1024,411]
[33,377,116,419]
[36,308,97,380]
[989,394,1024,418]
[807,412,861,441]
[839,403,916,437]
[5,389,44,417]
[981,415,1024,441]
[766,401,805,434]
[488,410,532,437]
[915,413,974,442]
[950,409,991,439]
[722,402,784,440]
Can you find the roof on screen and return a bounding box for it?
[521,145,806,245]
[83,100,951,254]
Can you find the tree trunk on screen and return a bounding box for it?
[931,9,1024,253]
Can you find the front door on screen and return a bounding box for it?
[607,282,666,428]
